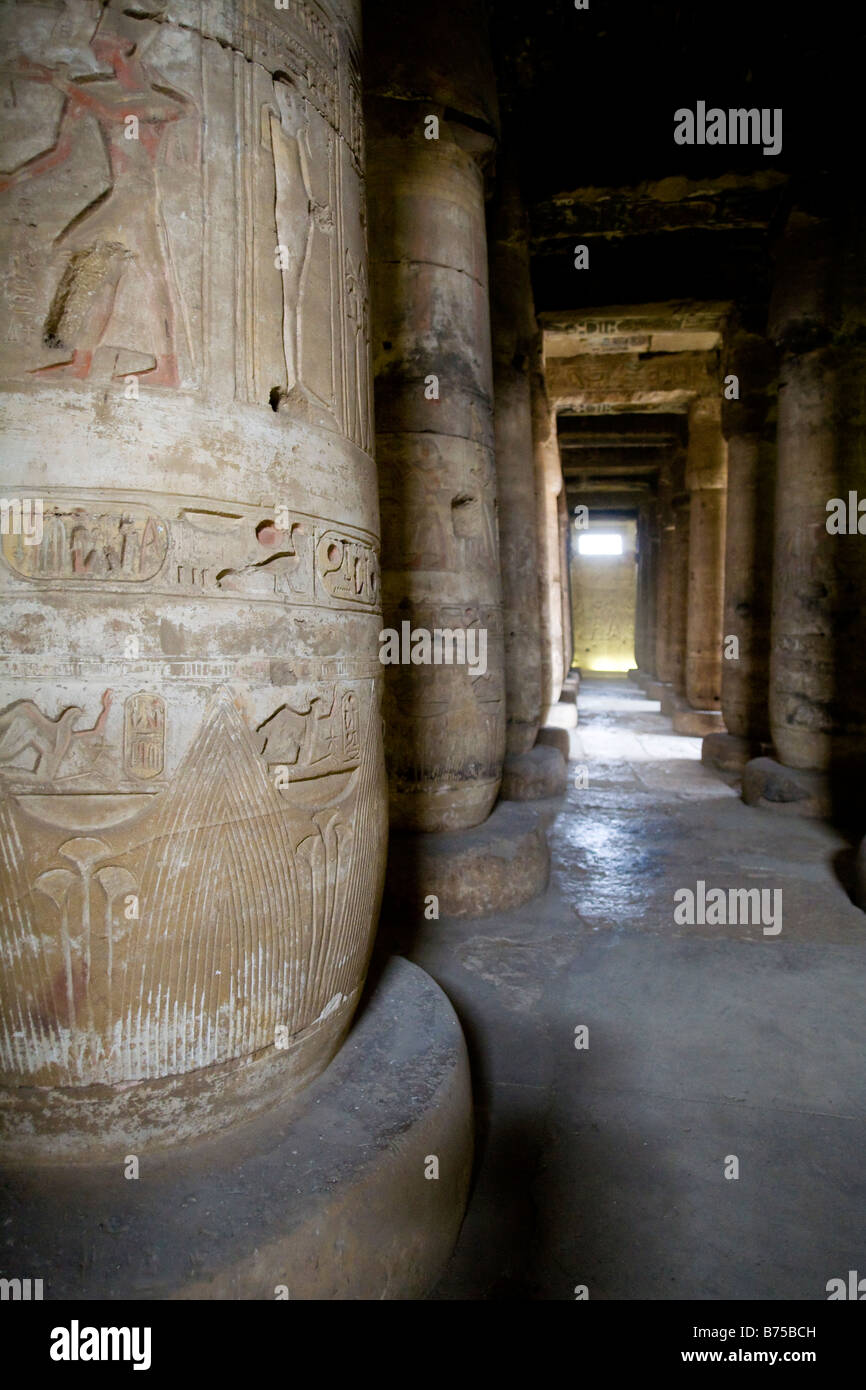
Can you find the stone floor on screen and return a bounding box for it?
[393,674,866,1300]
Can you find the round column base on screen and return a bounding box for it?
[501,746,567,801]
[385,801,551,919]
[0,957,472,1300]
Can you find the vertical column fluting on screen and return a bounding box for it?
[367,4,504,832]
[685,398,728,711]
[489,177,543,754]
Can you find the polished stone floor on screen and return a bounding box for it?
[399,675,866,1300]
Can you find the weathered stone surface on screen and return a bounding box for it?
[646,681,668,702]
[685,398,726,710]
[0,955,473,1297]
[671,704,726,738]
[720,325,776,743]
[490,176,543,756]
[368,37,505,831]
[654,460,675,682]
[501,745,567,801]
[702,732,766,775]
[531,344,566,720]
[742,757,831,819]
[669,491,691,695]
[385,802,550,919]
[536,725,571,760]
[0,0,386,1158]
[766,205,866,773]
[547,349,719,413]
[660,685,680,717]
[558,485,574,679]
[635,498,659,677]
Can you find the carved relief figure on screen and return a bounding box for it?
[268,78,333,404]
[345,251,371,452]
[0,691,111,781]
[0,4,195,383]
[259,684,360,780]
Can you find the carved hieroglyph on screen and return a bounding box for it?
[0,0,385,1159]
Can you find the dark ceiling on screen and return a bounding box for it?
[489,1,858,319]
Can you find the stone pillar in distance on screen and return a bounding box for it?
[531,345,566,720]
[489,175,543,756]
[558,485,574,680]
[654,455,676,690]
[367,5,505,833]
[664,490,691,713]
[703,324,777,776]
[673,397,727,736]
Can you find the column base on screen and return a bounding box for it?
[702,733,771,776]
[0,957,472,1300]
[671,703,726,737]
[384,801,550,918]
[645,680,669,702]
[389,777,500,834]
[501,746,567,801]
[536,725,571,760]
[660,685,680,716]
[742,757,832,819]
[544,701,578,729]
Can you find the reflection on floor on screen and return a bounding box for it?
[399,674,866,1299]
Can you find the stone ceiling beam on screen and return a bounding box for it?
[547,350,720,414]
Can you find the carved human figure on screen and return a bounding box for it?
[1,13,193,383]
[0,691,111,780]
[269,80,331,399]
[345,252,371,451]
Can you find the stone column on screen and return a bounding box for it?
[531,347,566,719]
[703,326,777,775]
[654,457,676,684]
[665,491,691,710]
[0,0,388,1158]
[674,397,727,734]
[489,177,543,756]
[558,485,574,679]
[367,7,504,833]
[634,496,660,684]
[744,202,866,821]
[634,507,649,673]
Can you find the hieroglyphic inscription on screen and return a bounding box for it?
[1,503,168,581]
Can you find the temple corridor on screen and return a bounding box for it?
[390,677,866,1299]
[2,0,864,1320]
